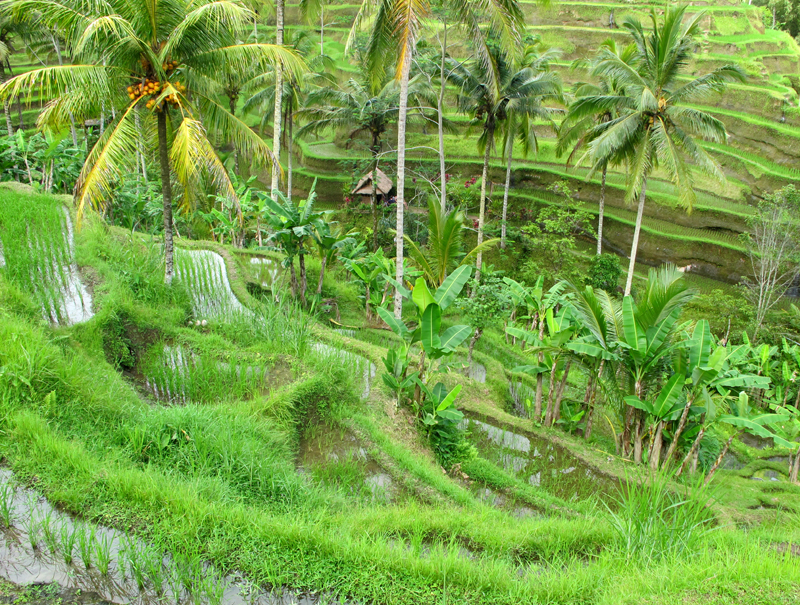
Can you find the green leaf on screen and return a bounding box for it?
[376,306,409,339]
[421,304,442,354]
[689,319,711,369]
[622,296,642,351]
[624,395,653,414]
[566,340,615,360]
[436,384,462,412]
[385,276,411,300]
[652,373,685,419]
[440,325,472,352]
[434,265,471,310]
[412,277,436,314]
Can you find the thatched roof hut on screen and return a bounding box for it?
[352,169,393,197]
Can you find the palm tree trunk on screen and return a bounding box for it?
[676,427,704,478]
[317,254,327,296]
[475,124,493,283]
[157,110,175,284]
[624,175,647,296]
[230,94,240,175]
[371,133,379,252]
[790,451,799,484]
[270,0,284,195]
[597,163,607,256]
[287,96,293,201]
[501,135,512,249]
[438,17,447,214]
[705,431,739,485]
[393,43,413,320]
[584,360,604,440]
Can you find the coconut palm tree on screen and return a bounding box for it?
[497,40,561,249]
[347,0,524,319]
[448,43,561,278]
[569,6,744,296]
[0,0,303,283]
[244,29,335,200]
[271,0,285,195]
[296,69,429,252]
[557,39,636,257]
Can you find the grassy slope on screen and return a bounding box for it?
[1,187,799,604]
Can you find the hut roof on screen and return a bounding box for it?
[352,169,393,196]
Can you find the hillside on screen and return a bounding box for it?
[277,0,800,283]
[0,182,798,604]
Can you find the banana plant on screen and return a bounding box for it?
[343,248,393,320]
[625,372,686,470]
[377,265,473,410]
[705,391,791,484]
[668,320,770,471]
[615,265,694,462]
[566,284,621,439]
[505,279,572,422]
[768,403,800,483]
[503,276,544,344]
[508,303,576,426]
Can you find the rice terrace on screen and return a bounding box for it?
[1,0,800,602]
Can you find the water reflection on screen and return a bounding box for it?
[460,413,617,502]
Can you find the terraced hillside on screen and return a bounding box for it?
[279,0,800,283]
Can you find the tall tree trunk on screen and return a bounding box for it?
[676,427,705,478]
[320,5,324,55]
[287,95,293,201]
[624,176,647,296]
[270,0,284,195]
[371,133,379,251]
[317,254,327,296]
[475,124,493,283]
[552,359,572,426]
[501,134,512,249]
[393,43,413,320]
[438,17,447,213]
[230,93,240,175]
[664,395,694,465]
[157,110,175,284]
[791,451,799,484]
[705,431,739,485]
[597,163,607,256]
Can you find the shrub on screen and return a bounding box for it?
[587,254,622,293]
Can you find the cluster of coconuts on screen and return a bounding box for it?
[126,60,186,111]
